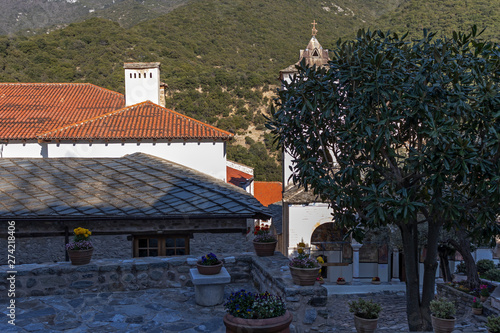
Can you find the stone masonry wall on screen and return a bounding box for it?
[0,253,327,332]
[437,283,500,318]
[190,232,253,255]
[0,229,249,265]
[0,235,132,265]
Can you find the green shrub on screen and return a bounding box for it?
[455,262,466,274]
[486,269,500,282]
[430,298,456,319]
[487,316,500,333]
[348,299,381,319]
[477,259,495,275]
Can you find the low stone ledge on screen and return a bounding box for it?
[437,282,500,318]
[0,255,253,297]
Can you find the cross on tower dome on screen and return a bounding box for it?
[311,20,318,36]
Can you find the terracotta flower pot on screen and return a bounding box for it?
[253,241,277,257]
[354,315,378,333]
[472,307,483,315]
[196,260,223,275]
[67,248,93,265]
[337,281,346,285]
[371,281,381,285]
[223,311,293,333]
[431,315,455,333]
[289,266,320,286]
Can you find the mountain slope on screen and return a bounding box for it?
[0,0,190,36]
[375,0,500,41]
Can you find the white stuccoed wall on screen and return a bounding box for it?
[288,203,333,254]
[0,141,227,181]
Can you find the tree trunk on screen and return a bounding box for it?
[447,229,480,290]
[421,221,441,331]
[400,222,424,331]
[438,250,452,282]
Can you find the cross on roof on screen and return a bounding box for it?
[311,20,318,36]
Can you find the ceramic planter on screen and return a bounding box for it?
[371,281,381,285]
[289,266,320,286]
[431,315,455,333]
[354,315,378,333]
[223,311,293,333]
[196,260,223,275]
[253,240,277,257]
[67,248,93,265]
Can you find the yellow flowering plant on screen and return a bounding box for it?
[66,227,93,251]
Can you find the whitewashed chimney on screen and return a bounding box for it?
[124,62,161,106]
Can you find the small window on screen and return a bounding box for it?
[150,73,153,78]
[139,73,141,78]
[134,235,189,257]
[312,49,319,57]
[130,73,132,78]
[134,73,137,78]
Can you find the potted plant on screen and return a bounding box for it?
[66,227,93,265]
[252,224,277,256]
[480,284,491,302]
[337,277,346,285]
[471,297,483,315]
[223,290,293,333]
[289,254,320,286]
[371,277,381,285]
[196,252,223,275]
[429,298,456,333]
[487,316,500,333]
[348,298,381,333]
[316,256,325,284]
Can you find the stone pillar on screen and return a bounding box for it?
[392,248,400,282]
[351,241,363,284]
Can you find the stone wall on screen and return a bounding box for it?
[190,232,253,255]
[0,235,132,265]
[0,253,327,332]
[437,283,500,318]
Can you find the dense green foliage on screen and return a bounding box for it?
[1,0,499,181]
[377,0,500,42]
[270,27,499,330]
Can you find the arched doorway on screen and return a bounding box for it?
[310,222,352,282]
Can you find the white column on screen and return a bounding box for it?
[392,248,400,282]
[351,241,363,284]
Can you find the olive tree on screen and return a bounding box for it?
[269,28,499,331]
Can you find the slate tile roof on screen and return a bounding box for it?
[0,83,232,141]
[254,181,282,207]
[0,153,271,220]
[226,166,253,188]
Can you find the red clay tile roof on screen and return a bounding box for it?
[0,83,233,141]
[227,166,253,188]
[0,83,124,140]
[39,101,233,140]
[254,181,282,207]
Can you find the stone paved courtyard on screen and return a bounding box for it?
[0,284,490,332]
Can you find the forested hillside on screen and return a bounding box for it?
[0,0,190,36]
[0,0,498,181]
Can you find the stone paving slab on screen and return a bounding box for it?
[0,284,491,332]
